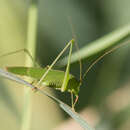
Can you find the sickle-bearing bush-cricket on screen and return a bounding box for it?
[1,39,81,109]
[1,38,129,109]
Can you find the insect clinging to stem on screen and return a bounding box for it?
[0,39,82,109]
[0,38,130,110]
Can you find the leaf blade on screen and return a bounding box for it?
[59,24,130,66]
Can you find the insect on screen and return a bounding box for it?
[1,39,82,109]
[1,38,130,109]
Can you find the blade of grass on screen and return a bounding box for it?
[22,0,38,130]
[59,103,95,130]
[58,24,130,66]
[0,68,95,130]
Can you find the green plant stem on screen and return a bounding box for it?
[21,1,38,130]
[59,24,130,66]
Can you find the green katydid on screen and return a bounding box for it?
[1,39,81,109]
[0,39,130,109]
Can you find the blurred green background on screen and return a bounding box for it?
[0,0,130,130]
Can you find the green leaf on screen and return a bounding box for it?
[59,24,130,66]
[60,103,95,130]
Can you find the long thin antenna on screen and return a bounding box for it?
[68,16,82,82]
[83,39,130,79]
[0,49,39,67]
